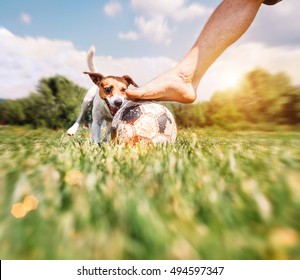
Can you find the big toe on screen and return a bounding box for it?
[126,88,152,100]
[125,88,142,99]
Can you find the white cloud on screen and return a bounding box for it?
[103,1,122,17]
[131,0,184,15]
[172,3,212,22]
[0,28,175,99]
[119,16,174,45]
[0,28,84,99]
[0,28,14,37]
[118,31,139,41]
[131,0,212,21]
[125,0,212,45]
[135,16,173,45]
[20,13,31,25]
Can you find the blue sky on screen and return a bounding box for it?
[0,0,300,101]
[0,0,220,59]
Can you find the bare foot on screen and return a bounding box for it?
[125,68,197,104]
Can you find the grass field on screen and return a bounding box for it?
[0,126,299,260]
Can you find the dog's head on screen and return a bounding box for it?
[84,71,138,116]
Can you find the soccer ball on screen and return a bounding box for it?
[111,101,177,144]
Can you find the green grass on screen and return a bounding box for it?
[0,126,300,260]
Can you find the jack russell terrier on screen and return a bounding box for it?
[67,46,138,143]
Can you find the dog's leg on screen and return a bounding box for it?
[103,121,112,142]
[67,102,88,136]
[91,120,103,144]
[67,86,97,136]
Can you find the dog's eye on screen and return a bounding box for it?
[121,88,126,92]
[104,87,113,94]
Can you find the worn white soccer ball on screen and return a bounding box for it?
[111,101,177,144]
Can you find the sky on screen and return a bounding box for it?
[0,0,300,102]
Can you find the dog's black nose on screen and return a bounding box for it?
[114,99,123,107]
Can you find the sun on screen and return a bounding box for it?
[223,71,241,88]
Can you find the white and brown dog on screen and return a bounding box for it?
[67,46,138,143]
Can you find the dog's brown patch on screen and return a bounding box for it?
[99,77,128,99]
[84,72,138,100]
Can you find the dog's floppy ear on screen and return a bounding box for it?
[84,72,104,85]
[122,75,138,87]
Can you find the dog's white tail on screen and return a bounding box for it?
[87,45,98,72]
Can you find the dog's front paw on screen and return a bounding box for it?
[67,124,79,136]
[67,128,76,136]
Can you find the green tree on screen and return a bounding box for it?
[0,76,86,129]
[30,76,86,128]
[205,89,244,128]
[171,102,207,128]
[280,87,300,125]
[235,69,292,123]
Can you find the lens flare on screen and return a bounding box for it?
[11,195,39,219]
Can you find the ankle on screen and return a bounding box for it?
[175,60,201,86]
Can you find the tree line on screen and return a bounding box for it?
[0,76,86,129]
[171,68,300,130]
[0,68,299,130]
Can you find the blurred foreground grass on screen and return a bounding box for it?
[0,126,300,259]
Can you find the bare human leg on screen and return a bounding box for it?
[126,0,264,103]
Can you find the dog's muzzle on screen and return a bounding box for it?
[104,98,119,116]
